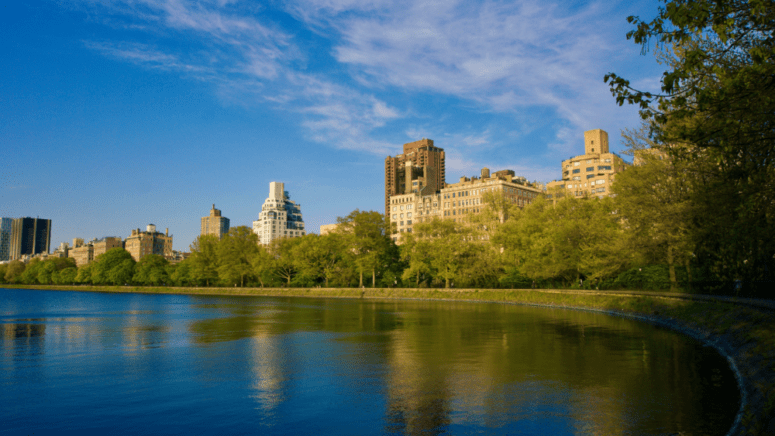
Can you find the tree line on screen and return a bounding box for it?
[2,139,771,297]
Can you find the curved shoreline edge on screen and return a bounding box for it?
[4,285,773,435]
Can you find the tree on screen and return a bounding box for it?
[75,263,93,284]
[189,235,220,287]
[270,237,299,287]
[170,258,194,286]
[92,248,136,285]
[56,267,77,285]
[250,245,276,287]
[217,226,258,287]
[611,125,695,290]
[133,254,170,286]
[5,260,25,283]
[605,0,775,290]
[336,210,393,287]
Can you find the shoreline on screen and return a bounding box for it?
[4,284,773,435]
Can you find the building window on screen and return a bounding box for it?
[407,213,412,218]
[598,165,612,171]
[572,169,580,174]
[586,167,594,171]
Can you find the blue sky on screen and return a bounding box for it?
[1,0,664,251]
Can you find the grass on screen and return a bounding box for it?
[3,284,774,435]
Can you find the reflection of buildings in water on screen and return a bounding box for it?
[383,328,451,435]
[1,323,46,371]
[249,333,286,415]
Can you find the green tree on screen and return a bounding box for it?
[217,226,258,287]
[605,0,775,290]
[336,210,393,287]
[19,259,44,284]
[75,263,93,284]
[5,260,26,283]
[92,248,136,285]
[170,258,194,286]
[611,125,695,290]
[269,237,299,287]
[189,235,220,287]
[409,218,472,288]
[133,254,170,286]
[56,267,78,285]
[400,231,434,287]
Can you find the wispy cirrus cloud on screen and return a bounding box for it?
[75,0,403,153]
[71,0,654,161]
[285,0,650,153]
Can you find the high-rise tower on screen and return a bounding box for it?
[201,204,230,239]
[9,217,51,260]
[252,182,306,246]
[384,138,445,214]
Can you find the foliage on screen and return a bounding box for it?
[605,0,775,291]
[133,254,170,286]
[335,210,393,287]
[217,226,258,287]
[91,248,136,285]
[189,235,220,287]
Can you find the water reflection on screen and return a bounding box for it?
[0,289,739,436]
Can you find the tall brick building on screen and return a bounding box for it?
[384,139,445,214]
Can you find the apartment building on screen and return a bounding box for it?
[388,167,544,242]
[546,129,628,201]
[385,138,446,214]
[252,182,306,245]
[201,204,230,239]
[124,224,173,262]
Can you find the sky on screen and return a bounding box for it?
[1,0,665,252]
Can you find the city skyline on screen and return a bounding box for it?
[2,1,665,251]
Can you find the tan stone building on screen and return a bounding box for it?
[69,238,93,267]
[201,204,230,239]
[67,236,123,266]
[546,129,628,201]
[124,224,173,262]
[385,138,446,214]
[319,224,339,235]
[388,167,544,242]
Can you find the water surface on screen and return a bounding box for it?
[0,288,738,435]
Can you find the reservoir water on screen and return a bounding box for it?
[0,288,738,435]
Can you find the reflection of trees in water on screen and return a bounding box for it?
[183,297,736,435]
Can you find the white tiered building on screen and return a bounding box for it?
[252,182,306,245]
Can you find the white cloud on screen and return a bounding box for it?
[287,0,648,150]
[73,0,655,158]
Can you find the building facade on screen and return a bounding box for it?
[388,167,544,242]
[385,138,446,214]
[252,182,306,245]
[9,217,51,260]
[124,224,173,262]
[0,218,12,261]
[69,239,93,267]
[67,236,124,266]
[201,204,230,239]
[319,224,339,235]
[546,129,628,201]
